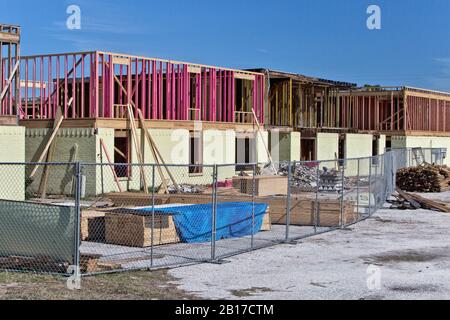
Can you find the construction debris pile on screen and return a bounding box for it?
[388,189,450,213]
[273,162,351,192]
[396,163,450,192]
[168,184,206,194]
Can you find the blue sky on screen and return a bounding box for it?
[1,0,450,91]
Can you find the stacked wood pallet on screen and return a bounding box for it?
[80,210,106,241]
[396,163,450,192]
[232,176,288,196]
[108,192,355,228]
[104,209,180,248]
[269,198,357,227]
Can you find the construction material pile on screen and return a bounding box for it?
[389,189,450,213]
[293,164,318,191]
[396,163,450,193]
[276,162,350,192]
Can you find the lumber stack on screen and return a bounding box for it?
[269,199,357,227]
[395,188,450,213]
[232,176,288,196]
[104,209,180,248]
[396,163,450,193]
[80,210,106,241]
[107,192,355,228]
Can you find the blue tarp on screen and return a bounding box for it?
[140,202,268,243]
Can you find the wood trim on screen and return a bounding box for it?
[379,130,450,137]
[19,118,258,131]
[0,32,20,43]
[234,73,255,81]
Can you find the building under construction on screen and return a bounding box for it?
[2,23,450,196]
[252,69,450,167]
[0,24,25,201]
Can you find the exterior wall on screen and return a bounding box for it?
[379,135,386,154]
[398,136,450,166]
[203,129,236,182]
[256,130,269,164]
[104,128,236,189]
[345,133,373,176]
[289,132,301,161]
[94,128,144,195]
[316,133,339,161]
[25,127,97,197]
[391,136,406,149]
[25,127,239,196]
[270,131,301,162]
[0,126,25,201]
[271,131,287,162]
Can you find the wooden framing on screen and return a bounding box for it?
[8,50,265,125]
[251,69,356,128]
[334,86,450,134]
[0,24,20,119]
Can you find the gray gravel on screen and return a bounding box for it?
[170,203,450,300]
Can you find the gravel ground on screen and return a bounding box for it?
[170,203,450,300]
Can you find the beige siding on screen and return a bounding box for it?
[316,133,339,161]
[0,126,25,200]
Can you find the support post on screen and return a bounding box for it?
[368,157,372,217]
[150,164,155,269]
[356,158,360,219]
[211,165,218,261]
[251,163,256,249]
[73,162,82,278]
[340,161,345,228]
[314,161,320,233]
[285,161,292,242]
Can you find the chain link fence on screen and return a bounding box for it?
[0,147,446,276]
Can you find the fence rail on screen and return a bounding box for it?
[0,147,446,276]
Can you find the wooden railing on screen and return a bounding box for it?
[235,111,253,124]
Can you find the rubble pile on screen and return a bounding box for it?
[168,184,206,194]
[274,162,350,192]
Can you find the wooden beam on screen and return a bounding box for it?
[38,106,63,199]
[136,110,169,194]
[126,105,149,193]
[137,109,180,193]
[252,108,275,171]
[29,114,64,178]
[0,32,19,43]
[0,61,19,102]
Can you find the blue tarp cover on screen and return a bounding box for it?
[140,202,268,243]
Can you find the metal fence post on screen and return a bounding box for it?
[356,158,360,219]
[73,162,82,277]
[340,161,345,228]
[211,165,218,261]
[374,155,378,210]
[285,161,292,242]
[314,161,319,233]
[151,164,155,269]
[251,163,256,249]
[368,157,372,217]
